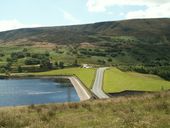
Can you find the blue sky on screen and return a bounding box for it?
[0,0,170,31]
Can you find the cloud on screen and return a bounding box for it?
[126,3,170,19]
[0,19,41,32]
[87,0,170,12]
[60,10,81,25]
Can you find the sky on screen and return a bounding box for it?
[0,0,170,32]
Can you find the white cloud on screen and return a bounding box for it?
[0,19,41,32]
[60,10,81,25]
[126,3,170,19]
[107,11,114,15]
[87,0,170,12]
[87,0,170,19]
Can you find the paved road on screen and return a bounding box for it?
[92,67,109,99]
[69,77,91,101]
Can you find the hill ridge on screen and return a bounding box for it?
[0,18,170,44]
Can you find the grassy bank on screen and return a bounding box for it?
[33,68,96,89]
[104,68,170,93]
[0,91,170,128]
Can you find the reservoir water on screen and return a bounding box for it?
[0,78,80,107]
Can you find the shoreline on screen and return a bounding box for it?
[0,75,92,102]
[69,76,92,101]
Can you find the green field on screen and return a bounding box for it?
[34,68,96,89]
[0,44,77,66]
[0,91,169,128]
[0,44,116,69]
[104,68,170,93]
[10,67,170,92]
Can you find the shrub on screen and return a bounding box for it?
[107,58,112,62]
[40,58,53,69]
[11,52,25,59]
[25,58,40,65]
[17,66,22,73]
[0,68,6,73]
[0,53,4,57]
[58,61,64,69]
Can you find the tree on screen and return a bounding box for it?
[59,61,64,69]
[17,66,22,73]
[5,71,11,77]
[5,62,12,71]
[45,51,50,56]
[6,57,12,62]
[0,68,6,73]
[55,61,59,68]
[97,59,106,65]
[11,52,25,59]
[23,48,28,52]
[25,58,40,65]
[40,59,53,70]
[0,53,4,57]
[73,59,78,66]
[107,58,112,62]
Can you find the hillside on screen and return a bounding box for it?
[0,18,170,80]
[0,18,170,44]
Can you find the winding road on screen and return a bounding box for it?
[92,67,109,99]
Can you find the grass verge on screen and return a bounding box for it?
[33,68,96,89]
[104,68,170,93]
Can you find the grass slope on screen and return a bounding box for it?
[34,68,96,89]
[0,91,170,128]
[104,68,170,93]
[1,22,170,68]
[0,18,170,44]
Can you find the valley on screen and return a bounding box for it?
[0,18,170,128]
[1,19,170,81]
